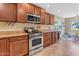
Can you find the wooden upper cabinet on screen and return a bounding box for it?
[17,4,28,23]
[0,3,17,22]
[35,6,41,16]
[45,13,50,24]
[27,4,35,14]
[50,15,54,25]
[40,9,45,24]
[27,4,41,15]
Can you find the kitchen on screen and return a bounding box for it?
[0,3,79,56]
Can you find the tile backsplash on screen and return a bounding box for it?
[0,22,54,32]
[0,22,26,31]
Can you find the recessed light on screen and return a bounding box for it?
[47,4,50,8]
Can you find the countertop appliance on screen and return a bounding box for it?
[24,27,43,55]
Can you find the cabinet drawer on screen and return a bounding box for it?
[10,35,28,42]
[44,32,51,35]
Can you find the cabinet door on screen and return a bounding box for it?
[35,6,41,16]
[45,13,50,24]
[51,32,55,44]
[57,32,60,40]
[0,3,17,22]
[28,4,35,14]
[10,40,28,56]
[40,9,45,24]
[51,32,59,44]
[50,15,54,25]
[47,32,51,45]
[43,32,51,47]
[17,4,28,23]
[56,32,60,41]
[0,38,9,56]
[53,32,56,43]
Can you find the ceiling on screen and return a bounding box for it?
[33,3,79,18]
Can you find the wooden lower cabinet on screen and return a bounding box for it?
[51,32,56,44]
[51,32,60,44]
[10,40,28,56]
[10,35,29,56]
[43,32,51,47]
[0,35,28,56]
[43,32,60,47]
[0,38,9,56]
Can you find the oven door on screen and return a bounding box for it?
[29,36,43,51]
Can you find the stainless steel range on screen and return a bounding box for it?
[24,27,43,55]
[29,32,43,55]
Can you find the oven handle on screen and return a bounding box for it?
[29,36,43,40]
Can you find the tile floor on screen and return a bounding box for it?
[33,40,79,56]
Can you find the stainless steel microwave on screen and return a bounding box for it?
[27,14,40,23]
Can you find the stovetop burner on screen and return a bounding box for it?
[29,32,43,37]
[24,27,43,37]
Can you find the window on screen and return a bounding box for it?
[71,20,79,30]
[54,20,62,31]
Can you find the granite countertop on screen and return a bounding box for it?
[0,31,28,38]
